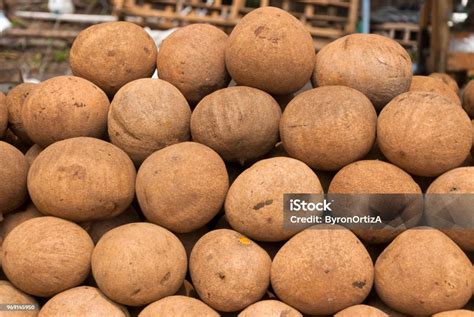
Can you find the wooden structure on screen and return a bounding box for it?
[371,22,419,51]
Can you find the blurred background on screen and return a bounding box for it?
[0,0,473,91]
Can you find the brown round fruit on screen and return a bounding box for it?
[25,144,43,166]
[190,229,271,312]
[2,217,93,297]
[335,304,388,317]
[22,76,109,147]
[39,286,128,317]
[157,24,230,105]
[136,142,228,233]
[0,204,43,245]
[28,137,136,222]
[0,141,28,215]
[139,296,218,317]
[225,7,315,95]
[271,226,374,315]
[6,83,37,144]
[429,72,459,93]
[70,21,157,96]
[280,86,377,171]
[433,310,474,317]
[108,78,191,164]
[0,280,38,317]
[239,300,303,317]
[0,92,7,139]
[378,91,472,177]
[463,80,474,117]
[375,228,472,315]
[410,75,461,106]
[314,34,412,110]
[225,157,323,241]
[191,86,281,164]
[92,223,187,306]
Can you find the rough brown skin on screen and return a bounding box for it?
[25,144,43,166]
[271,226,374,315]
[429,72,459,93]
[328,160,422,244]
[39,286,128,317]
[92,223,187,307]
[2,217,94,297]
[136,142,228,233]
[21,76,110,148]
[375,228,472,316]
[191,86,281,164]
[108,78,191,164]
[70,21,157,96]
[0,204,43,245]
[6,83,37,144]
[28,137,136,222]
[280,86,377,171]
[463,80,474,117]
[0,280,39,317]
[225,7,315,95]
[0,92,7,139]
[189,229,271,312]
[314,34,412,110]
[157,24,230,106]
[225,157,323,241]
[410,76,461,106]
[335,304,388,317]
[433,310,474,317]
[139,296,219,317]
[0,142,28,216]
[238,300,302,317]
[377,91,472,177]
[425,167,474,251]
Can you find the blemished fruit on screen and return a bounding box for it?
[157,24,230,105]
[280,86,377,171]
[375,228,472,315]
[70,21,157,96]
[0,141,28,216]
[136,142,228,233]
[462,80,474,117]
[2,217,94,297]
[429,72,459,93]
[377,91,472,177]
[92,223,187,306]
[410,75,461,106]
[225,7,315,95]
[238,300,302,317]
[0,92,8,139]
[28,137,136,222]
[0,280,38,317]
[190,229,271,312]
[39,286,128,317]
[191,86,281,164]
[139,296,219,317]
[108,78,191,164]
[334,304,388,317]
[225,157,323,241]
[6,83,37,144]
[271,226,374,315]
[21,76,110,148]
[314,33,412,110]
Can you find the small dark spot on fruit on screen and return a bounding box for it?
[450,187,458,192]
[131,288,141,295]
[160,272,171,284]
[352,281,366,289]
[324,269,330,274]
[218,272,225,280]
[254,25,266,36]
[144,47,150,54]
[253,199,273,210]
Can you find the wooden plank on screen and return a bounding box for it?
[430,0,451,72]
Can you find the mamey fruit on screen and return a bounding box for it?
[334,304,388,317]
[410,75,461,106]
[139,296,218,317]
[0,280,38,317]
[6,83,37,144]
[0,92,8,139]
[239,300,302,317]
[429,72,459,93]
[462,80,474,117]
[24,144,42,166]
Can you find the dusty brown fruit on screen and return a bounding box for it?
[6,83,37,144]
[425,167,474,251]
[335,304,388,317]
[190,229,271,312]
[108,78,191,164]
[410,75,461,106]
[328,160,422,243]
[21,76,110,147]
[463,80,474,117]
[0,141,28,216]
[238,300,302,317]
[0,204,43,244]
[2,217,93,297]
[314,34,412,110]
[25,144,43,166]
[378,91,472,177]
[225,7,315,95]
[0,280,38,317]
[280,86,377,171]
[0,92,7,139]
[157,24,230,105]
[225,157,322,241]
[375,228,472,315]
[191,86,281,164]
[28,137,136,222]
[92,223,187,306]
[429,72,459,93]
[139,296,218,317]
[70,21,157,96]
[271,226,374,315]
[136,142,228,233]
[39,286,128,317]
[433,310,474,317]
